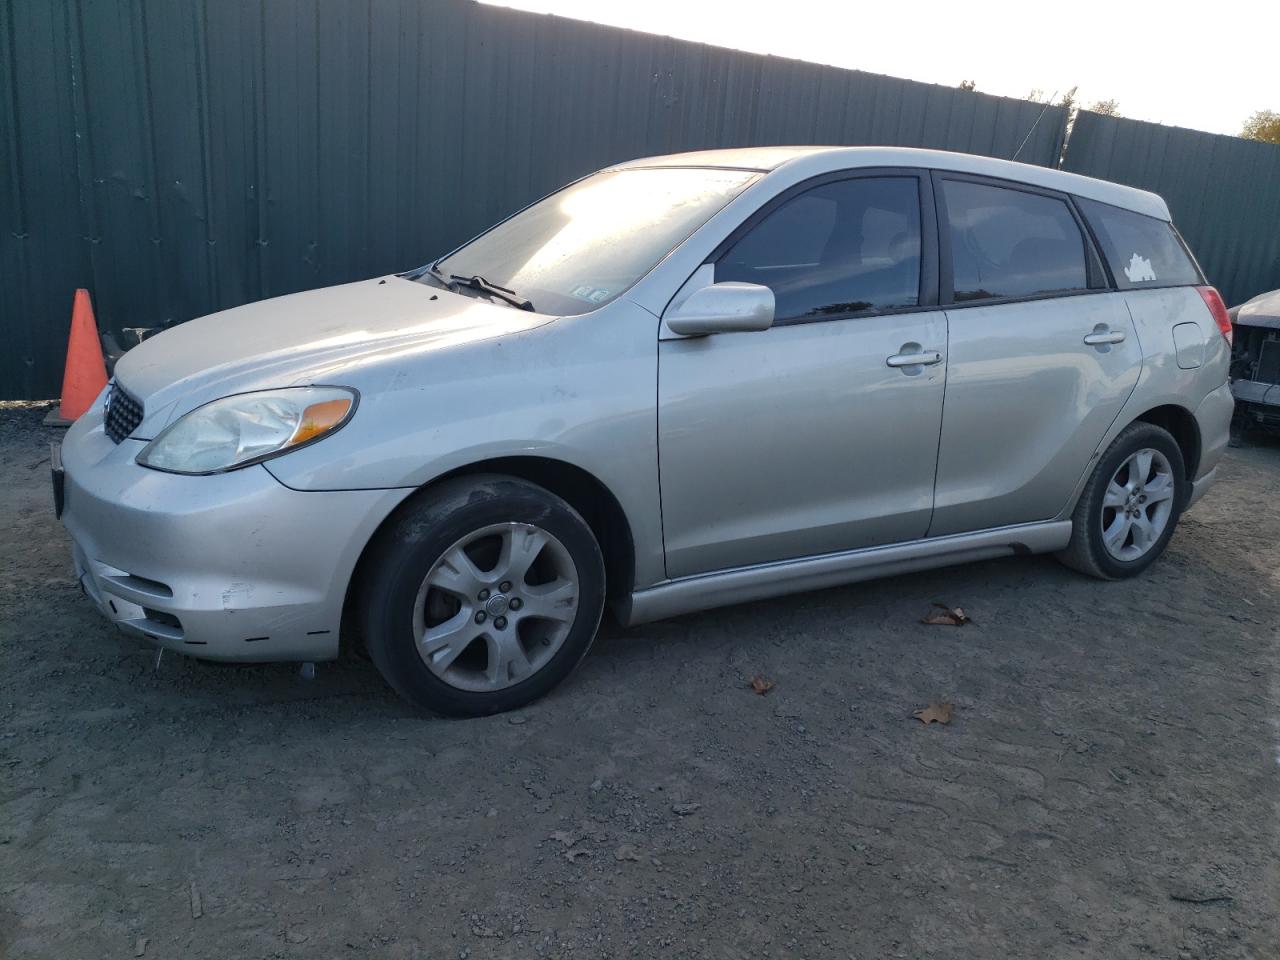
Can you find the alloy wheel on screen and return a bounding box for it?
[411,522,579,692]
[1099,447,1177,562]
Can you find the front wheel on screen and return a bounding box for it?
[360,475,606,716]
[1057,422,1187,580]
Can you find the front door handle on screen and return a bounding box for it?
[1083,328,1126,346]
[886,351,943,368]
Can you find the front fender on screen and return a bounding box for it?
[262,300,664,586]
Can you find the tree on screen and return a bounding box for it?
[1025,87,1121,125]
[1026,86,1078,112]
[1241,110,1280,144]
[958,79,977,92]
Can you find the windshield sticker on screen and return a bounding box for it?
[571,285,612,304]
[1124,253,1157,283]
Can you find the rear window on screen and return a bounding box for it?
[1077,198,1202,290]
[941,179,1088,302]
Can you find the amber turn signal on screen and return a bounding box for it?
[290,397,353,447]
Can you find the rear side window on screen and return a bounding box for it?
[1077,198,1202,289]
[717,176,921,322]
[942,179,1088,302]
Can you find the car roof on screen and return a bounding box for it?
[613,146,1171,221]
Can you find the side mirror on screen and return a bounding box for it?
[665,282,775,336]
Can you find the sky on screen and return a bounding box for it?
[481,0,1274,136]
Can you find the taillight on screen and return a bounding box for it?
[1196,286,1232,345]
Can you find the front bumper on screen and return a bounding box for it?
[1231,378,1280,428]
[59,409,410,662]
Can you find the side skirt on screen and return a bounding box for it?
[622,520,1073,626]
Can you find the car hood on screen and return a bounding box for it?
[114,276,554,432]
[1235,288,1280,330]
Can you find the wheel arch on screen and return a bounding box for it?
[1133,403,1201,480]
[1061,401,1203,521]
[342,456,637,648]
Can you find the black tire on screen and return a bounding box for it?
[1057,421,1187,580]
[360,474,605,716]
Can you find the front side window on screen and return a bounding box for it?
[943,179,1088,302]
[1077,197,1202,289]
[716,177,922,322]
[431,167,758,316]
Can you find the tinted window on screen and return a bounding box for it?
[1077,198,1202,289]
[717,177,921,321]
[943,180,1087,302]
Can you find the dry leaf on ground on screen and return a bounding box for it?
[921,603,972,626]
[913,702,955,725]
[749,675,775,695]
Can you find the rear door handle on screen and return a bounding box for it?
[1083,330,1126,346]
[886,351,942,368]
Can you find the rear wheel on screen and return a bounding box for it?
[1057,422,1187,580]
[361,475,605,716]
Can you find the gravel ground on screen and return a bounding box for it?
[2,401,1278,960]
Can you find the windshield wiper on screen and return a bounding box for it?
[401,261,437,282]
[448,274,535,312]
[412,262,451,288]
[407,264,535,312]
[404,261,459,292]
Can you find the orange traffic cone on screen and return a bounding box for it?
[50,289,109,424]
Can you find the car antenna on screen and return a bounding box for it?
[1011,89,1058,163]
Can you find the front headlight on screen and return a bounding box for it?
[136,386,357,475]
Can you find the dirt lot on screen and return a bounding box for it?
[1,402,1277,960]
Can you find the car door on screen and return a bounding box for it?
[657,171,948,579]
[928,173,1143,537]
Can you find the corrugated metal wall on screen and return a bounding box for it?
[1,0,1071,400]
[1063,111,1280,309]
[13,4,1280,402]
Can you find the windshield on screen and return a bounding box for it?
[431,167,759,315]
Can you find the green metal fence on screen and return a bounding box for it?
[4,1,1277,401]
[1,0,1070,399]
[1062,110,1280,310]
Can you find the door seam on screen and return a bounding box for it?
[922,311,951,539]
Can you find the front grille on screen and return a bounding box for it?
[103,382,144,443]
[1257,340,1280,386]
